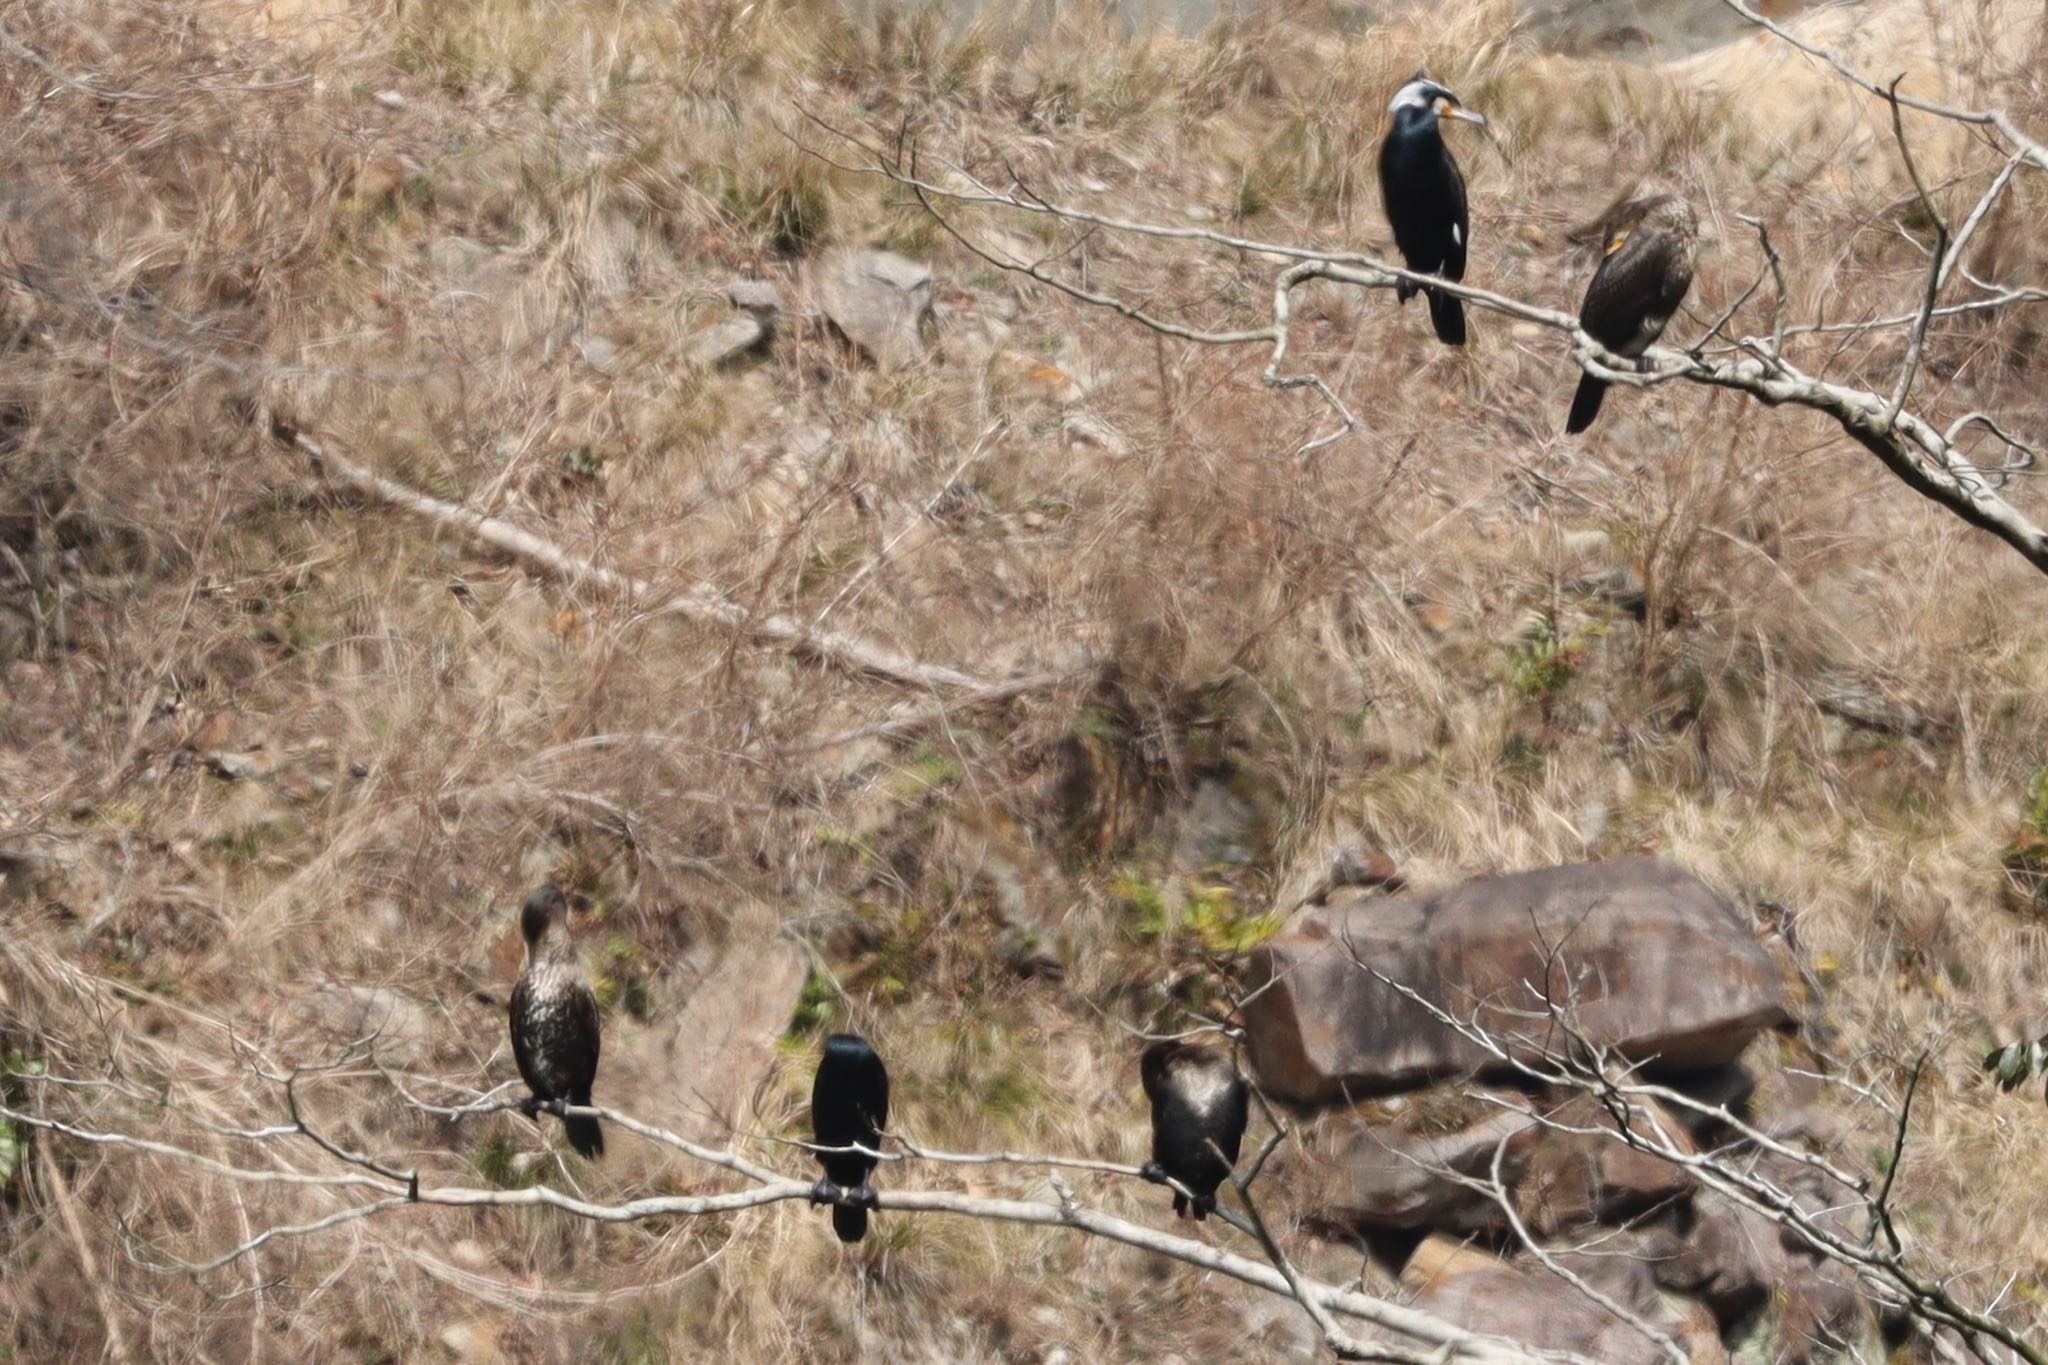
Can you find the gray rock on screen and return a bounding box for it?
[725,279,783,317]
[683,314,768,370]
[1243,857,1793,1103]
[288,983,435,1060]
[575,334,618,373]
[816,249,934,370]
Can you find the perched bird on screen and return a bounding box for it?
[508,885,603,1159]
[1377,71,1487,346]
[1139,1040,1249,1221]
[1565,191,1699,434]
[810,1032,891,1243]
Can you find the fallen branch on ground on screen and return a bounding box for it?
[271,417,1070,702]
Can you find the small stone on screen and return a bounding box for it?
[438,1320,499,1364]
[373,89,406,109]
[724,279,783,316]
[1061,409,1128,455]
[204,750,272,781]
[1183,205,1213,221]
[449,1239,492,1271]
[1511,322,1543,340]
[683,314,767,370]
[575,335,618,373]
[991,349,1083,404]
[815,249,934,370]
[1412,603,1455,634]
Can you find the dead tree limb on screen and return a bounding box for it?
[271,418,1072,699]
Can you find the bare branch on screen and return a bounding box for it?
[6,1085,1589,1365]
[269,418,1067,698]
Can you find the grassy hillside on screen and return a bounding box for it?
[4,0,2048,1359]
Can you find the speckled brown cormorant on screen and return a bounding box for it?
[1139,1040,1248,1221]
[810,1032,890,1243]
[1378,72,1487,347]
[1566,192,1699,434]
[508,885,603,1159]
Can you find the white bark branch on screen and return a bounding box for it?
[270,419,1061,698]
[3,1087,1586,1365]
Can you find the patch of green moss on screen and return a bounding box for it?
[1111,869,1169,941]
[1185,883,1281,955]
[787,969,835,1037]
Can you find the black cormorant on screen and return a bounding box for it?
[810,1032,890,1243]
[508,885,604,1159]
[1139,1040,1248,1220]
[1565,191,1699,434]
[1377,71,1487,347]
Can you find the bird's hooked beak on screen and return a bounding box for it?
[1437,96,1487,126]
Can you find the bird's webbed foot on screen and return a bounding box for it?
[850,1183,881,1211]
[517,1095,542,1120]
[809,1178,842,1207]
[1138,1161,1169,1187]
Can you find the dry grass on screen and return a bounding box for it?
[4,0,2048,1358]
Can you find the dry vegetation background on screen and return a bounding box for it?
[4,0,2048,1359]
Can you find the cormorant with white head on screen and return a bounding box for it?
[1378,71,1487,346]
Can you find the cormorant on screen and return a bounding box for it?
[508,885,603,1159]
[1565,191,1699,434]
[1139,1040,1248,1221]
[810,1032,890,1243]
[1377,71,1487,347]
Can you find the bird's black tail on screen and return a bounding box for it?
[1427,287,1466,346]
[832,1203,869,1243]
[564,1088,603,1159]
[1566,374,1607,434]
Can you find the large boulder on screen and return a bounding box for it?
[1244,858,1791,1103]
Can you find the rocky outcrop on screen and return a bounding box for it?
[1244,857,1792,1103]
[1305,1090,1696,1238]
[1652,1173,1876,1362]
[1411,1258,1671,1365]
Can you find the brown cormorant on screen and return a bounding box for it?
[1377,72,1487,346]
[508,885,603,1159]
[1139,1040,1248,1221]
[1565,192,1699,434]
[810,1032,890,1243]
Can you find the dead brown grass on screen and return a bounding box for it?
[4,0,2048,1358]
